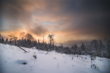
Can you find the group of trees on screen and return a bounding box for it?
[0,33,110,58]
[55,40,110,58]
[0,33,55,50]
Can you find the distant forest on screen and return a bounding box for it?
[0,33,110,58]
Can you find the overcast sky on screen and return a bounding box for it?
[0,0,110,43]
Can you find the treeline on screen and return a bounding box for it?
[0,34,110,58]
[55,40,110,58]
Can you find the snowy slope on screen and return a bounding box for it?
[0,44,110,73]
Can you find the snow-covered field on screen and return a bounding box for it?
[0,44,110,73]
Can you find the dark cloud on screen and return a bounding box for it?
[57,0,110,39]
[59,0,110,13]
[67,13,110,39]
[29,24,48,35]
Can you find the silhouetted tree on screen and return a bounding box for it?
[25,33,34,41]
[48,34,54,46]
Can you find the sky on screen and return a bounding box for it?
[0,0,110,44]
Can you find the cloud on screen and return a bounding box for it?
[28,23,48,35]
[0,0,110,40]
[63,12,110,39]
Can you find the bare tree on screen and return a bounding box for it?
[48,34,54,46]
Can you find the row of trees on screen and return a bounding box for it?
[0,33,110,58]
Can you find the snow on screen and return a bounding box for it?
[0,44,110,73]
